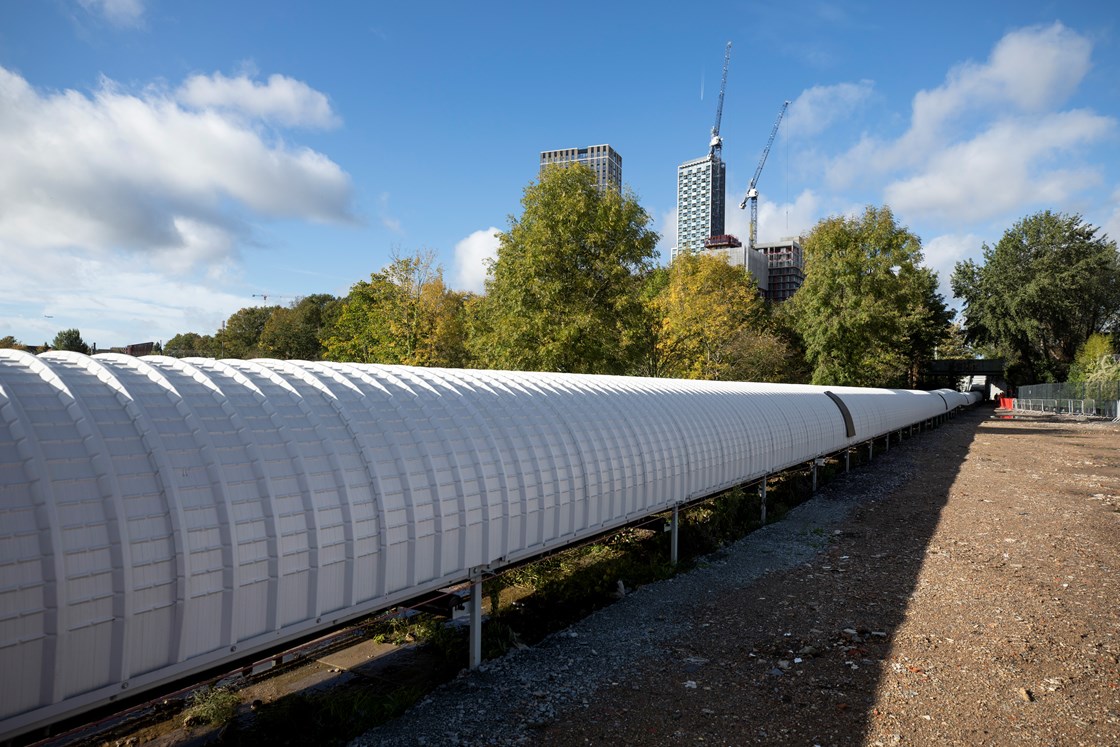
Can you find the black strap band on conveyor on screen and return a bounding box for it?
[823,391,856,438]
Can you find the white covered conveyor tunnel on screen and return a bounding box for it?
[0,351,980,739]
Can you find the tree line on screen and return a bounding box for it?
[5,165,1117,388]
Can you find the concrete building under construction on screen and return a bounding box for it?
[700,234,805,302]
[755,237,806,302]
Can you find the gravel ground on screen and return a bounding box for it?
[357,407,1120,746]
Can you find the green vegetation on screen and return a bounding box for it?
[140,170,1120,395]
[323,250,469,366]
[50,328,91,354]
[788,206,952,388]
[1069,332,1120,383]
[469,163,658,374]
[952,211,1120,384]
[655,250,799,382]
[182,686,240,727]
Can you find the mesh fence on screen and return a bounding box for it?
[1016,381,1120,419]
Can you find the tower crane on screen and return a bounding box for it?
[739,100,790,251]
[709,42,732,160]
[252,293,294,303]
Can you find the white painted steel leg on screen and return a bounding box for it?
[469,573,482,670]
[670,505,679,566]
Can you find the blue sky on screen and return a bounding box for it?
[1,1,1118,348]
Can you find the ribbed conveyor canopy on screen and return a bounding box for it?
[0,351,978,738]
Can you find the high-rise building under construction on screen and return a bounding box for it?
[673,153,726,261]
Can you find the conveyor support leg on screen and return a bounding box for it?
[469,572,482,670]
[670,505,680,566]
[759,478,768,525]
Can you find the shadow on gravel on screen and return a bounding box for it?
[701,408,992,747]
[757,406,988,746]
[838,408,989,745]
[696,407,992,746]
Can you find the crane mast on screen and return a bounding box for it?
[709,42,732,159]
[739,100,790,250]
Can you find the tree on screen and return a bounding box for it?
[629,267,671,378]
[51,328,90,354]
[0,335,22,350]
[470,163,659,374]
[165,332,220,357]
[952,211,1120,384]
[1068,333,1116,382]
[904,268,956,386]
[217,306,280,359]
[790,206,952,388]
[936,323,977,360]
[259,294,339,361]
[655,251,795,381]
[321,251,470,367]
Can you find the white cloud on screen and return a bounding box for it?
[727,188,821,245]
[452,227,500,293]
[0,65,354,346]
[0,245,248,347]
[923,233,983,303]
[815,22,1114,238]
[78,0,144,27]
[827,22,1098,190]
[912,22,1091,130]
[1104,187,1120,246]
[177,72,340,129]
[885,111,1112,223]
[784,81,873,138]
[656,207,678,262]
[377,192,403,233]
[0,65,353,268]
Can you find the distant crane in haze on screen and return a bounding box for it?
[709,42,732,160]
[252,294,295,303]
[739,100,790,251]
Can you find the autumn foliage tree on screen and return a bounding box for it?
[656,251,797,382]
[322,251,470,367]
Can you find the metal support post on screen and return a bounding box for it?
[469,571,483,670]
[759,478,768,525]
[670,505,680,566]
[844,448,850,472]
[868,440,874,460]
[811,460,817,493]
[884,432,890,452]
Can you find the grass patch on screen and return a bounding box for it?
[182,686,240,728]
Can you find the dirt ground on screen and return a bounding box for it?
[537,408,1120,746]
